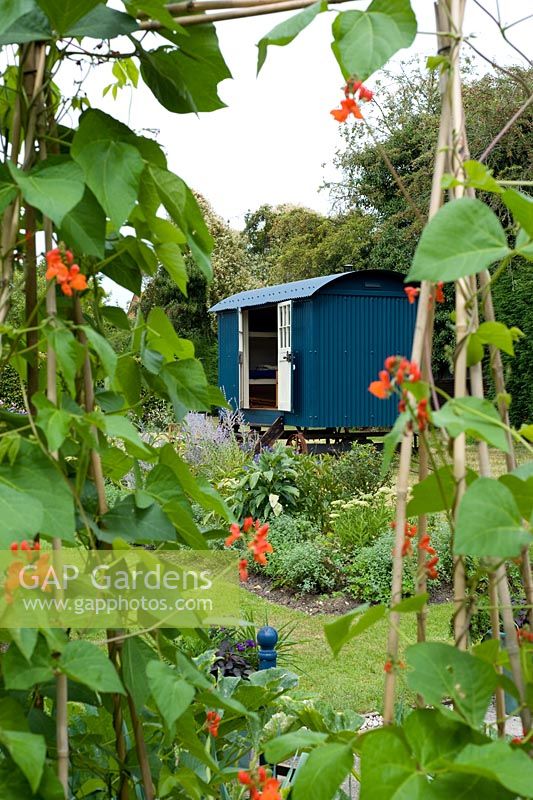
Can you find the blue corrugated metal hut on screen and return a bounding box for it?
[209,269,416,430]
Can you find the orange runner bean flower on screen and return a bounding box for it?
[419,534,436,555]
[249,530,273,565]
[239,558,249,582]
[417,398,429,431]
[225,522,242,547]
[435,281,445,303]
[330,78,373,123]
[205,710,221,737]
[401,538,413,557]
[368,378,391,399]
[225,519,273,580]
[384,659,405,674]
[400,522,417,557]
[404,286,420,304]
[331,97,363,122]
[368,355,422,399]
[238,767,281,800]
[405,523,417,538]
[4,544,50,604]
[46,246,88,296]
[260,778,282,800]
[425,555,439,580]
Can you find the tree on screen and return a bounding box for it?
[491,259,533,427]
[141,196,256,382]
[328,63,533,269]
[243,203,371,284]
[326,63,533,414]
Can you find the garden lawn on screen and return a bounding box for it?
[241,590,453,713]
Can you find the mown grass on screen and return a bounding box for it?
[240,590,453,714]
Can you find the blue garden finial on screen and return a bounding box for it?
[257,625,278,670]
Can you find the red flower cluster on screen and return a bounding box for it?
[419,534,436,555]
[10,540,40,553]
[405,283,445,305]
[225,518,273,581]
[404,286,420,304]
[249,523,273,566]
[384,659,405,674]
[330,78,373,122]
[238,767,281,800]
[45,247,88,296]
[5,542,49,604]
[225,523,242,547]
[401,522,418,557]
[330,97,363,122]
[424,554,439,581]
[239,558,249,582]
[517,628,533,644]
[369,356,421,400]
[417,398,429,432]
[205,710,221,737]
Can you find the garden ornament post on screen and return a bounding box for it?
[258,625,279,670]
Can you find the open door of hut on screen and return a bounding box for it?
[277,300,293,412]
[238,308,249,408]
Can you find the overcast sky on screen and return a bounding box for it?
[62,0,531,303]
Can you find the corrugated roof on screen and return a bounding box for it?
[209,273,354,312]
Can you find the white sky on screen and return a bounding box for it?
[63,0,531,303]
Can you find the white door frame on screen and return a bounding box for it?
[277,300,292,412]
[238,308,249,408]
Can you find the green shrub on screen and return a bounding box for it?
[343,519,487,605]
[346,532,416,603]
[293,454,339,531]
[253,514,337,594]
[293,444,389,533]
[0,363,24,411]
[267,542,337,594]
[178,411,254,484]
[329,485,396,550]
[332,443,388,496]
[225,444,299,520]
[463,560,525,644]
[139,391,174,429]
[267,513,320,544]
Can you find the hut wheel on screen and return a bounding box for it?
[286,431,308,454]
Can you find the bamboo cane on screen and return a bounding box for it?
[455,52,531,732]
[452,41,532,727]
[382,1,453,724]
[21,45,40,405]
[0,44,25,328]
[24,40,71,796]
[45,233,70,798]
[72,301,131,799]
[415,6,453,650]
[446,0,471,651]
[138,0,352,28]
[478,269,533,627]
[140,0,352,16]
[467,278,505,736]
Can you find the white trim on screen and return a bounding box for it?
[277,300,292,412]
[238,308,249,408]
